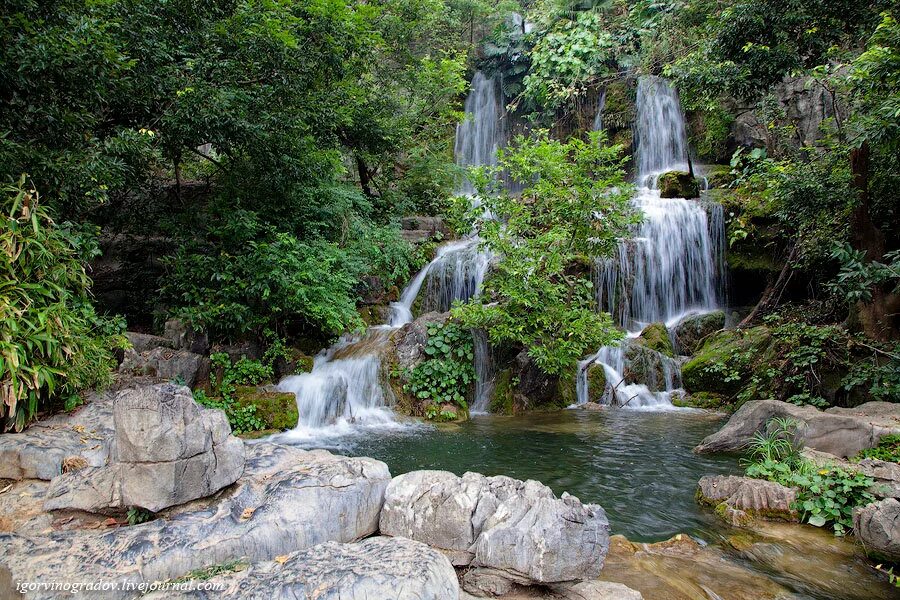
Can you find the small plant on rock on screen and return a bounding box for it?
[405,321,474,419]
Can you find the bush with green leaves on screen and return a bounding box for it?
[743,418,875,536]
[405,321,475,420]
[452,130,635,375]
[1,178,125,432]
[857,433,900,463]
[191,352,278,434]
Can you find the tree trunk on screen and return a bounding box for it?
[738,243,798,328]
[356,155,374,198]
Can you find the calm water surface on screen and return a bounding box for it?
[304,408,738,542]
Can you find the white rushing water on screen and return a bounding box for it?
[577,76,725,410]
[277,72,504,437]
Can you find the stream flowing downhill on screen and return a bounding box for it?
[276,71,502,439]
[576,76,726,409]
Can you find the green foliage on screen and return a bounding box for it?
[523,11,616,110]
[744,418,875,536]
[405,321,475,418]
[452,131,635,375]
[850,12,900,150]
[1,177,125,432]
[857,434,900,463]
[829,244,900,305]
[160,211,365,340]
[126,507,154,526]
[191,352,282,434]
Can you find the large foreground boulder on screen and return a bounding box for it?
[0,392,115,480]
[854,498,900,562]
[694,400,900,457]
[148,537,458,600]
[0,443,390,597]
[44,384,245,513]
[697,475,798,525]
[379,470,609,589]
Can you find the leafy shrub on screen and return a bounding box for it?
[160,210,364,341]
[191,352,278,434]
[452,131,634,375]
[405,321,475,419]
[857,434,900,463]
[1,177,125,431]
[744,418,875,536]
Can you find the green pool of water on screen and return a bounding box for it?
[320,408,739,542]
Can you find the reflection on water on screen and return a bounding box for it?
[309,409,737,542]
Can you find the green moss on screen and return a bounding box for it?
[490,369,515,415]
[681,326,772,397]
[636,322,674,358]
[603,80,636,132]
[703,165,734,189]
[673,391,731,410]
[658,171,700,199]
[233,386,299,430]
[585,363,607,401]
[556,368,579,408]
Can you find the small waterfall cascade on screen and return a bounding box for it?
[277,72,505,437]
[577,76,725,409]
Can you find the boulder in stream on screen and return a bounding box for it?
[671,310,725,355]
[853,498,900,562]
[379,470,610,588]
[694,399,900,457]
[697,475,798,525]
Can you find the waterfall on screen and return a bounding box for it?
[455,72,504,195]
[276,72,505,437]
[578,76,724,409]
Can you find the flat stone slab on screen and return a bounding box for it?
[147,537,459,600]
[0,443,390,598]
[0,393,115,481]
[695,400,900,457]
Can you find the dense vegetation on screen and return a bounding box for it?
[1,0,899,428]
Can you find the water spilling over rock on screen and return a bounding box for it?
[579,76,725,409]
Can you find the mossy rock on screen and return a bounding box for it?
[585,363,607,403]
[233,386,299,430]
[635,322,674,358]
[672,391,731,410]
[490,369,515,415]
[703,165,734,189]
[603,80,636,132]
[658,170,700,199]
[681,326,772,398]
[555,367,579,408]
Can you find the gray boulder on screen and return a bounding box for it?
[44,384,245,513]
[119,347,210,387]
[0,443,390,598]
[0,392,115,480]
[125,332,174,353]
[694,400,900,457]
[390,311,449,372]
[147,537,458,600]
[854,498,900,562]
[697,475,797,526]
[380,470,609,586]
[164,318,210,355]
[672,311,725,356]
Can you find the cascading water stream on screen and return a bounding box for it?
[277,72,504,436]
[577,76,725,409]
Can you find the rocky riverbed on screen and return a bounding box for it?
[1,381,898,599]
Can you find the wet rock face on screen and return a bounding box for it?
[379,470,610,587]
[149,537,459,600]
[658,170,700,199]
[0,391,115,480]
[695,400,900,457]
[44,384,245,513]
[671,311,725,356]
[1,443,391,594]
[854,498,900,562]
[697,475,798,525]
